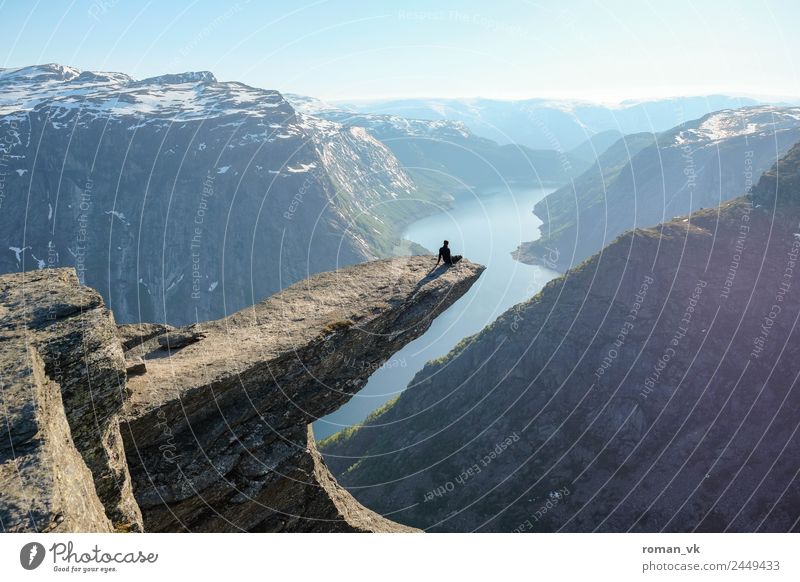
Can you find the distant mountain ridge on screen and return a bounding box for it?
[515,105,800,271]
[288,94,590,191]
[340,95,775,151]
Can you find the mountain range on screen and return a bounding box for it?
[4,61,800,534]
[515,105,800,271]
[320,142,800,533]
[288,94,590,192]
[0,64,591,326]
[341,95,776,151]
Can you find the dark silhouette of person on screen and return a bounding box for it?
[436,240,462,266]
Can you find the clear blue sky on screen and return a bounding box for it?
[1,0,798,102]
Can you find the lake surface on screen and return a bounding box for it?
[313,186,560,440]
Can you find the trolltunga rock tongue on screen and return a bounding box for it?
[120,256,484,531]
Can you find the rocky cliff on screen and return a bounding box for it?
[0,64,442,326]
[516,106,800,271]
[288,95,590,191]
[321,144,800,532]
[0,256,483,532]
[0,268,142,531]
[0,335,112,532]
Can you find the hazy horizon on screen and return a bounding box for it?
[2,0,799,103]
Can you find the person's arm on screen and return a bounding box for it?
[436,249,442,265]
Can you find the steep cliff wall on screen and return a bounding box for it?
[322,144,800,533]
[0,256,483,532]
[0,268,142,531]
[0,335,112,532]
[0,65,439,326]
[121,256,483,531]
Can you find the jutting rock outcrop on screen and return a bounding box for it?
[1,256,483,532]
[121,256,483,531]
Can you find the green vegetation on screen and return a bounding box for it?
[318,395,401,449]
[428,332,479,366]
[750,141,800,208]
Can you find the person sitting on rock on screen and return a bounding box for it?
[436,240,462,266]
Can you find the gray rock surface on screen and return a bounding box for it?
[0,334,112,532]
[117,323,175,351]
[1,268,142,531]
[121,256,483,531]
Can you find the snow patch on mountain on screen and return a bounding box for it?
[105,210,130,225]
[8,246,30,263]
[672,106,800,145]
[0,63,291,125]
[288,94,473,140]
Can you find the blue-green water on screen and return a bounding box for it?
[313,186,559,440]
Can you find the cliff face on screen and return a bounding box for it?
[516,106,800,271]
[0,335,112,532]
[0,269,142,531]
[321,144,800,533]
[287,95,590,190]
[0,65,440,326]
[0,256,483,532]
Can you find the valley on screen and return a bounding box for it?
[320,143,800,533]
[314,185,559,439]
[3,61,800,536]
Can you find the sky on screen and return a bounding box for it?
[0,0,799,103]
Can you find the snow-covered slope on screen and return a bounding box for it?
[289,94,473,139]
[0,64,283,121]
[670,105,800,145]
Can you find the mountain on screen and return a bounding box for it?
[567,130,625,163]
[320,142,800,533]
[0,64,443,325]
[0,257,483,532]
[288,94,590,192]
[515,106,800,271]
[341,95,769,151]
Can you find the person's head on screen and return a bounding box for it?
[443,240,449,247]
